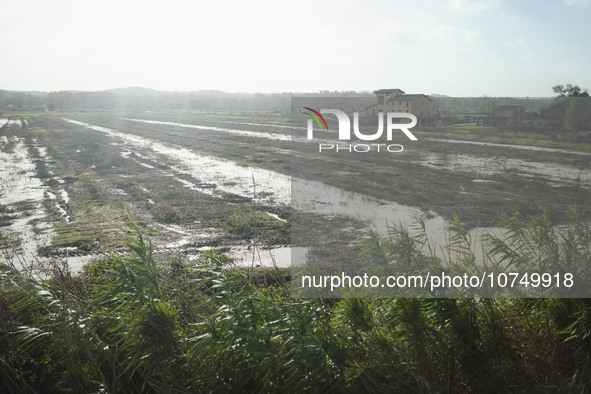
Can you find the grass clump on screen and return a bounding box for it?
[1,214,591,392]
[226,207,288,243]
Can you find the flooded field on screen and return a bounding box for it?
[1,112,590,273]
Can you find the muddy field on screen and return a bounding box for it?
[1,110,590,273]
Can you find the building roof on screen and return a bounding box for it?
[388,94,433,102]
[373,88,405,94]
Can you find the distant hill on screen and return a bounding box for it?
[103,87,160,96]
[0,87,555,114]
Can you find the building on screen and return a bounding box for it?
[495,105,526,122]
[367,88,433,124]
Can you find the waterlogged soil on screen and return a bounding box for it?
[1,114,355,271]
[1,111,590,272]
[68,112,591,228]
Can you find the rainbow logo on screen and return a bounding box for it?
[303,107,329,132]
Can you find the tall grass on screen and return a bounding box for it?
[1,213,591,392]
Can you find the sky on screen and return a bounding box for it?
[0,0,590,97]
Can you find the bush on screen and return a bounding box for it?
[1,217,591,392]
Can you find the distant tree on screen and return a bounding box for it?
[545,84,591,130]
[482,95,498,113]
[482,95,500,126]
[564,96,591,130]
[552,84,590,97]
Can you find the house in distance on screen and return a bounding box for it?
[496,104,526,122]
[367,88,433,125]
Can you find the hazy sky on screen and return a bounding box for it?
[1,0,589,96]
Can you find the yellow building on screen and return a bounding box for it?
[367,88,433,123]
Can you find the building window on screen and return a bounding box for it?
[378,96,384,105]
[406,101,409,107]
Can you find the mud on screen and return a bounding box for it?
[1,111,590,272]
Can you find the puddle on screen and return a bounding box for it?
[56,205,70,222]
[212,119,293,129]
[419,153,591,189]
[228,245,308,268]
[37,146,48,157]
[429,138,591,157]
[265,212,287,222]
[472,179,498,183]
[46,188,70,223]
[155,223,193,236]
[164,239,192,249]
[63,255,103,274]
[60,190,70,204]
[122,118,291,142]
[0,118,22,128]
[157,227,223,253]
